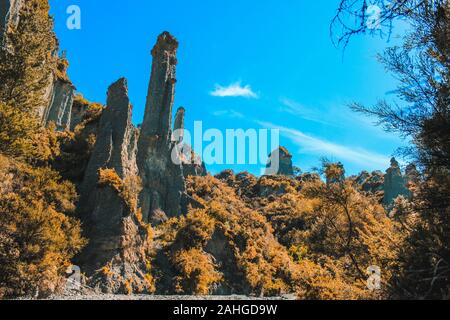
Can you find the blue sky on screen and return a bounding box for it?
[49,0,408,176]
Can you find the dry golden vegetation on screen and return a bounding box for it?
[150,170,409,299]
[0,155,86,298]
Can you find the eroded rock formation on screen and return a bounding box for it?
[76,78,152,293]
[43,59,76,130]
[265,146,294,176]
[80,78,138,205]
[353,170,384,194]
[173,106,185,143]
[74,33,209,288]
[1,0,70,125]
[2,0,76,130]
[137,32,187,224]
[383,157,411,206]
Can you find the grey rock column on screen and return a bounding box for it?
[137,32,186,223]
[79,77,138,216]
[77,78,149,287]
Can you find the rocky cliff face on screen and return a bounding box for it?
[0,0,22,44]
[352,159,412,206]
[43,79,75,130]
[42,58,76,130]
[1,0,76,130]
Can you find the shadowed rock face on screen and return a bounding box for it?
[383,157,411,206]
[0,1,9,43]
[76,78,151,293]
[80,78,138,206]
[265,147,294,176]
[354,170,384,194]
[140,31,178,145]
[80,79,137,236]
[69,96,89,131]
[137,32,187,224]
[0,0,22,43]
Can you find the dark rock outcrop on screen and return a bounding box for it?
[353,170,384,193]
[0,0,22,44]
[76,78,152,293]
[383,157,411,206]
[80,78,138,207]
[265,146,294,176]
[0,1,9,43]
[137,32,187,224]
[297,172,321,183]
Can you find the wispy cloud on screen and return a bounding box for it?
[258,121,390,169]
[212,109,244,118]
[210,82,258,98]
[279,97,403,142]
[280,98,334,126]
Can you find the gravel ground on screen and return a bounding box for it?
[44,294,297,301]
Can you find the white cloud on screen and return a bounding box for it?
[210,82,258,98]
[257,121,391,169]
[212,109,244,118]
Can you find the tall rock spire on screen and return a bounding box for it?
[173,106,185,143]
[81,77,137,203]
[140,31,178,145]
[383,157,411,206]
[137,32,186,224]
[78,77,138,225]
[77,78,152,294]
